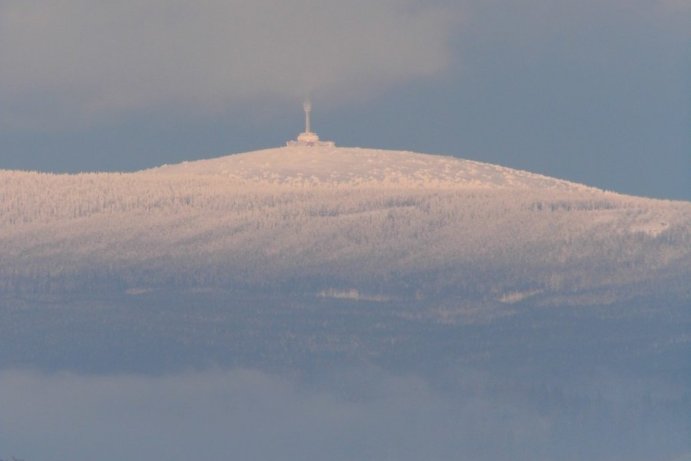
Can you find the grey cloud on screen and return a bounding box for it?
[0,368,688,461]
[659,0,691,11]
[0,0,454,129]
[0,368,540,461]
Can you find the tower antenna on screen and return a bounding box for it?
[303,100,312,133]
[286,100,334,147]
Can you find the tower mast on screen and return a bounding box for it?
[303,100,312,133]
[286,100,334,147]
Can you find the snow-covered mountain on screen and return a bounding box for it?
[1,145,689,306]
[2,146,690,461]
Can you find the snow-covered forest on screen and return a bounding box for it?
[1,147,689,305]
[2,147,690,461]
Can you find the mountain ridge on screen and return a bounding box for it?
[1,146,689,305]
[147,146,601,192]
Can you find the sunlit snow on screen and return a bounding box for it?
[1,146,688,305]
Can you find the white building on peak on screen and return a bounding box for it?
[287,101,335,147]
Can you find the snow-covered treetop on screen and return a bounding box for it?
[148,146,594,191]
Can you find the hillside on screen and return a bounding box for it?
[2,146,691,461]
[1,145,689,306]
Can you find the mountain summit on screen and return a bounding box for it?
[150,146,592,191]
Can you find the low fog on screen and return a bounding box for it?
[1,367,689,461]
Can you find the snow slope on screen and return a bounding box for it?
[150,146,594,190]
[1,146,689,305]
[3,146,690,461]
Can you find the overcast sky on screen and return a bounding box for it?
[1,0,689,200]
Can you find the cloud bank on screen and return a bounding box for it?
[1,368,689,461]
[0,0,453,129]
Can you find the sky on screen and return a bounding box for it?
[0,0,689,200]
